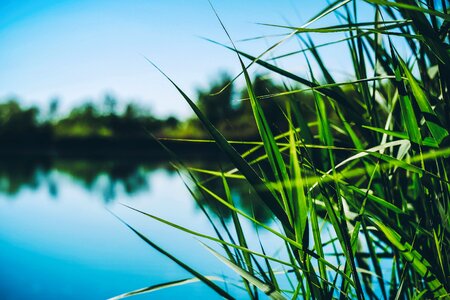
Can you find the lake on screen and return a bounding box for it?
[0,158,275,299]
[0,157,393,299]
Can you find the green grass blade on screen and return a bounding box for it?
[108,276,223,300]
[365,0,450,21]
[145,59,292,233]
[398,56,449,145]
[202,243,287,300]
[110,212,235,300]
[370,218,449,298]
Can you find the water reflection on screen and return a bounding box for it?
[0,158,50,195]
[0,158,167,202]
[0,158,273,222]
[0,157,254,300]
[192,174,274,224]
[52,160,158,202]
[0,158,392,298]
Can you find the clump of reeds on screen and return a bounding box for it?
[112,1,450,299]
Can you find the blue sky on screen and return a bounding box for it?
[0,0,372,118]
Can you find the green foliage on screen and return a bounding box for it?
[97,1,450,298]
[197,73,235,126]
[54,100,169,138]
[0,96,181,140]
[0,100,52,141]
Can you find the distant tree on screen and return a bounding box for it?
[69,102,98,119]
[239,74,288,134]
[196,72,235,126]
[165,116,179,129]
[0,99,51,141]
[48,98,59,121]
[123,103,146,119]
[104,94,117,116]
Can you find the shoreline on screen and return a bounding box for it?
[0,137,252,160]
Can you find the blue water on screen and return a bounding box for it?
[0,165,254,299]
[0,160,393,299]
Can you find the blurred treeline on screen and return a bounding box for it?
[0,73,322,144]
[0,95,179,142]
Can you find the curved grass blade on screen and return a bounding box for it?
[365,0,450,21]
[121,204,298,269]
[202,243,287,300]
[110,212,235,300]
[121,194,355,286]
[203,38,367,125]
[145,58,292,234]
[397,56,448,145]
[109,276,223,300]
[369,218,449,298]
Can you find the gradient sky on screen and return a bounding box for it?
[0,0,372,118]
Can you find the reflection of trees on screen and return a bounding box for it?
[0,158,50,195]
[0,159,173,203]
[0,157,275,224]
[188,160,274,225]
[193,177,274,225]
[54,160,153,202]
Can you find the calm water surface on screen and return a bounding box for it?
[0,158,391,299]
[0,159,265,299]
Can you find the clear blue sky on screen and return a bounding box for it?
[0,0,373,118]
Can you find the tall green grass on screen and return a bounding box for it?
[112,1,450,299]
